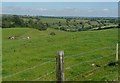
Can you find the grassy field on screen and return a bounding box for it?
[0,28,2,82]
[2,28,118,81]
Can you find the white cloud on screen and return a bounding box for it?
[36,8,47,11]
[2,7,117,17]
[103,8,109,11]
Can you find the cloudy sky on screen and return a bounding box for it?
[2,2,118,17]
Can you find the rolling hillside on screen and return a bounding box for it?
[0,28,2,82]
[2,28,118,81]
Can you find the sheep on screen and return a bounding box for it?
[21,36,30,40]
[27,36,30,39]
[8,36,15,40]
[91,63,100,67]
[8,36,30,40]
[91,64,95,66]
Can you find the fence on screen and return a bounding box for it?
[3,43,118,81]
[56,51,64,83]
[56,43,118,82]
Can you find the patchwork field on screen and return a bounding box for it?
[2,28,118,81]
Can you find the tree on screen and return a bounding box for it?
[33,22,47,31]
[66,18,71,23]
[12,15,25,27]
[45,22,49,27]
[79,22,83,25]
[2,16,13,28]
[73,19,76,22]
[58,21,61,26]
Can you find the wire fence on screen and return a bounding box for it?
[3,45,117,81]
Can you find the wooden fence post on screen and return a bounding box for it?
[116,43,118,64]
[56,50,64,83]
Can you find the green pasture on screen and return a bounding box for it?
[2,28,118,81]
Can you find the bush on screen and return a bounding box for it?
[50,32,56,36]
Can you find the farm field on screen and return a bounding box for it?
[2,27,118,81]
[0,28,2,82]
[2,14,118,32]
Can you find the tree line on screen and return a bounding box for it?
[2,15,48,31]
[2,14,118,31]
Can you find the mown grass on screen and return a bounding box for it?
[2,28,118,81]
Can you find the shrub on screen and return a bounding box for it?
[50,32,56,36]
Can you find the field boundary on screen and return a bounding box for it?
[3,60,53,79]
[65,53,115,70]
[70,52,118,81]
[3,46,115,80]
[33,53,115,81]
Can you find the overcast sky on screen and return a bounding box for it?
[2,2,118,17]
